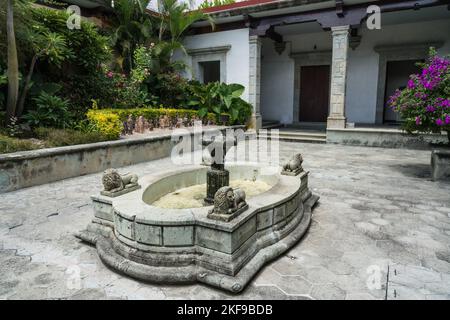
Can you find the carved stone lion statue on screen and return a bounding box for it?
[209,186,247,216]
[282,153,304,174]
[102,168,139,194]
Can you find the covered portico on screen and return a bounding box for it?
[247,0,450,131]
[182,0,450,147]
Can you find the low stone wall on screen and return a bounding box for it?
[327,128,448,149]
[0,126,243,193]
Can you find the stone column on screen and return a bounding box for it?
[249,35,262,130]
[327,25,350,129]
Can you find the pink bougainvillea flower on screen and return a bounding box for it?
[107,71,114,78]
[416,116,421,125]
[445,115,450,125]
[407,79,415,89]
[426,105,435,112]
[436,118,444,126]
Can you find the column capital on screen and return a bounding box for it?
[249,34,262,44]
[331,25,350,35]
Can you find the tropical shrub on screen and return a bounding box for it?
[388,48,450,144]
[189,82,252,124]
[104,69,149,108]
[23,92,72,128]
[131,44,189,107]
[86,109,124,139]
[28,8,111,116]
[108,0,153,72]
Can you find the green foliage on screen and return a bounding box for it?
[30,8,111,72]
[5,115,23,137]
[27,8,111,115]
[104,69,149,108]
[108,0,154,72]
[157,0,214,44]
[23,91,72,128]
[29,31,72,66]
[33,127,110,147]
[189,82,252,124]
[0,134,40,154]
[199,0,235,9]
[131,44,188,107]
[86,109,124,139]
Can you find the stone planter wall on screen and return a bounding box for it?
[327,128,448,149]
[0,126,243,193]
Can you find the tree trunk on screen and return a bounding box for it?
[16,55,38,117]
[6,0,19,123]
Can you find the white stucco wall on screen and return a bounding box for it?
[260,39,295,124]
[178,28,251,100]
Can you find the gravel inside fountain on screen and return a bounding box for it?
[152,179,272,209]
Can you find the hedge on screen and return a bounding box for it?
[89,108,218,123]
[86,108,222,140]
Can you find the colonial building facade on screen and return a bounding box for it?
[175,0,450,135]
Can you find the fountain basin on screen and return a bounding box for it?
[77,163,318,293]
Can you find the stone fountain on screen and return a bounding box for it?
[76,136,319,293]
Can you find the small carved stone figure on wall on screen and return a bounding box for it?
[207,186,248,222]
[191,115,200,126]
[143,118,149,131]
[176,116,183,128]
[281,153,304,176]
[101,168,140,197]
[126,115,135,135]
[159,116,166,129]
[136,116,145,133]
[122,121,128,136]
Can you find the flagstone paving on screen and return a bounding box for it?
[1,141,449,300]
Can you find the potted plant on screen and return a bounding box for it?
[388,48,450,180]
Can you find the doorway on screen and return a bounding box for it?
[384,60,421,123]
[299,65,330,122]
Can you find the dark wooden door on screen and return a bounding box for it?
[299,65,330,122]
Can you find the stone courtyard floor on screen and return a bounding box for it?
[1,141,450,300]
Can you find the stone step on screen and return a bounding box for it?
[259,135,327,144]
[263,130,326,139]
[262,121,283,129]
[258,130,327,144]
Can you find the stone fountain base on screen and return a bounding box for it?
[76,164,319,293]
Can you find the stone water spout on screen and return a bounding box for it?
[202,136,237,204]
